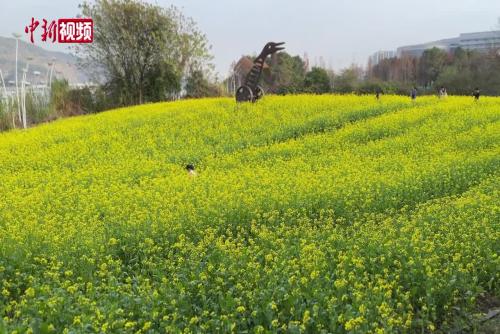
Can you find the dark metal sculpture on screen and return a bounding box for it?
[236,42,285,103]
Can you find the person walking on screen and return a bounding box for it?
[410,87,417,101]
[472,88,480,101]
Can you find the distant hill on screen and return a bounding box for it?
[0,36,91,85]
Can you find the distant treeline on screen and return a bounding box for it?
[367,47,500,96]
[231,47,500,97]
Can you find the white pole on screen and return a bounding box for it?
[1,70,15,128]
[12,33,22,124]
[49,63,54,87]
[21,57,32,129]
[46,63,51,88]
[21,69,27,128]
[49,58,56,88]
[21,70,25,128]
[0,69,14,128]
[0,69,7,98]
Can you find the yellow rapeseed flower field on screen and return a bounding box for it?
[0,95,498,333]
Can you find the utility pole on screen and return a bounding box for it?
[21,57,33,129]
[49,57,56,88]
[12,33,22,125]
[46,62,52,89]
[0,69,14,128]
[0,69,7,98]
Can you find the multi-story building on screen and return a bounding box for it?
[396,30,500,57]
[369,50,397,65]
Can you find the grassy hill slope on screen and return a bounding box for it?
[0,95,499,333]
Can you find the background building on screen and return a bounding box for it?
[369,50,397,66]
[397,30,500,57]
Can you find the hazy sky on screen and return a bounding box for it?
[1,0,499,77]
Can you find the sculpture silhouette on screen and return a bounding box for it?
[236,42,285,103]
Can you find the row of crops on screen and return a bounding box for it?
[0,95,499,333]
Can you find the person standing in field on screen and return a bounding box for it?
[438,87,448,99]
[438,87,445,99]
[410,87,417,101]
[473,88,480,101]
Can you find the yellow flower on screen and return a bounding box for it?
[73,316,81,326]
[302,310,311,324]
[344,316,365,331]
[25,287,35,298]
[124,321,136,329]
